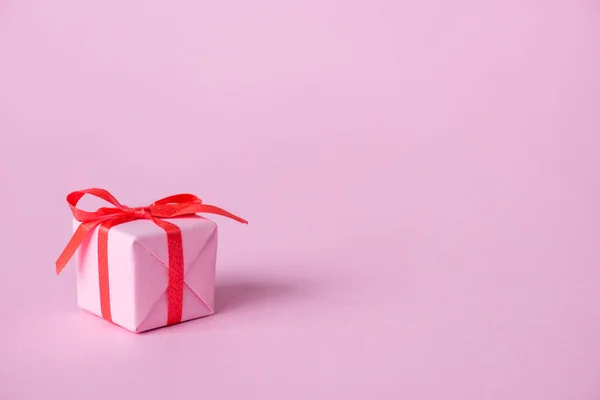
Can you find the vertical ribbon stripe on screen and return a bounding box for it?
[97,222,112,322]
[154,219,185,326]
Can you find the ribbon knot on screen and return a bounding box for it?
[130,206,152,219]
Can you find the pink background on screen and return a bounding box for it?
[1,1,599,399]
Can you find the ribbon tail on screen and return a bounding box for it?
[55,221,101,275]
[191,204,248,224]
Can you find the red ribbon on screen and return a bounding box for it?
[56,188,247,325]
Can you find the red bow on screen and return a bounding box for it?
[56,188,247,326]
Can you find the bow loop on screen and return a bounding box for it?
[67,188,129,222]
[151,193,203,206]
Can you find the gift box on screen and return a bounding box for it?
[56,188,247,333]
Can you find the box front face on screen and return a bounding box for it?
[75,221,137,331]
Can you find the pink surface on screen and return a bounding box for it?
[0,1,599,399]
[75,217,217,332]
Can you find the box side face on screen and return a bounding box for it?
[74,219,137,331]
[184,226,218,313]
[129,217,218,332]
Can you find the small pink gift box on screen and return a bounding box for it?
[75,217,218,332]
[56,188,247,333]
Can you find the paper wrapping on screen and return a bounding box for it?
[74,217,217,332]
